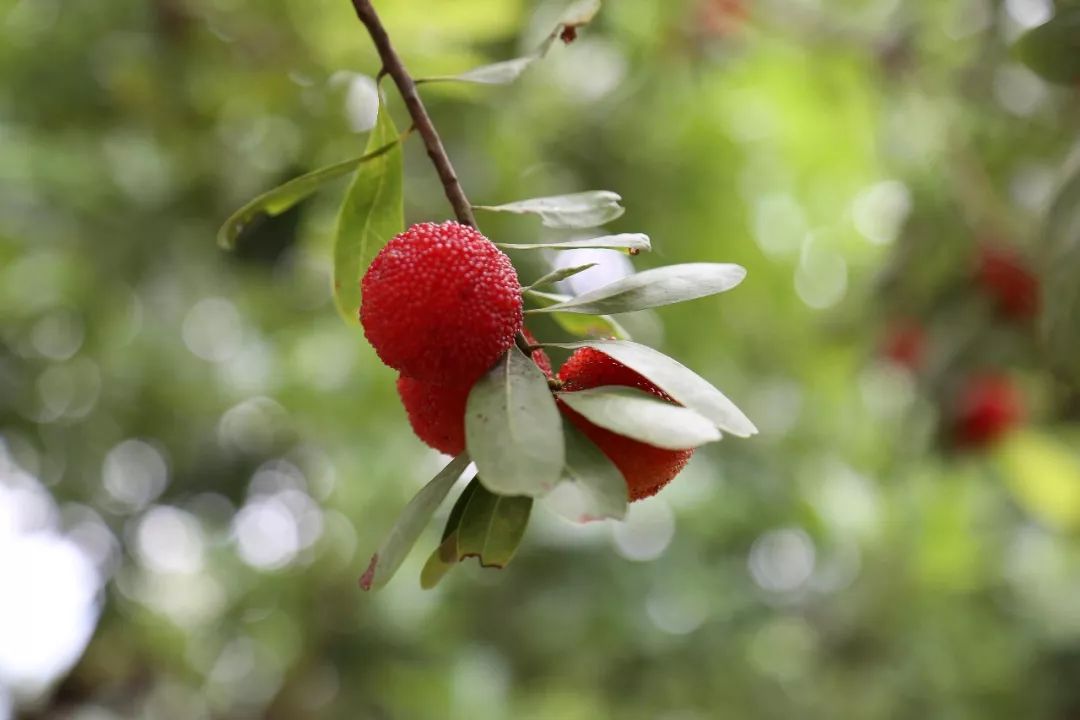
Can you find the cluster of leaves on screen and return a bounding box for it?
[219,0,756,591]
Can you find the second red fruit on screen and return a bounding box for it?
[557,348,694,501]
[951,373,1023,449]
[361,221,524,384]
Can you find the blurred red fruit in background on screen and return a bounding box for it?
[881,319,925,371]
[976,245,1040,321]
[952,373,1024,449]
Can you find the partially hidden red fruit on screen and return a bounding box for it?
[557,348,694,501]
[952,373,1024,449]
[881,318,925,371]
[361,221,523,384]
[397,330,552,456]
[976,245,1040,321]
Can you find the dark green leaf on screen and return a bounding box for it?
[332,95,404,325]
[456,481,533,567]
[558,385,721,449]
[419,479,480,590]
[1014,8,1080,85]
[217,142,401,250]
[359,453,472,592]
[524,263,597,291]
[1040,168,1080,385]
[475,191,624,229]
[524,289,631,339]
[466,348,566,496]
[544,339,757,437]
[497,233,651,253]
[529,263,746,315]
[561,422,627,521]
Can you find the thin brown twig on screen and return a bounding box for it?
[349,0,477,228]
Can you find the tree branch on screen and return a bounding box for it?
[349,0,477,228]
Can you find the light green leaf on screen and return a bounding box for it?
[544,339,757,437]
[497,233,651,254]
[456,480,533,567]
[524,289,631,339]
[561,422,627,521]
[217,141,401,250]
[332,96,404,325]
[524,263,597,291]
[475,191,624,229]
[466,349,566,496]
[558,0,602,25]
[558,385,721,449]
[359,453,472,592]
[1014,8,1080,85]
[529,263,746,315]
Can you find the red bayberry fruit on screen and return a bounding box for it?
[361,221,524,384]
[397,330,551,455]
[952,373,1023,449]
[881,319,925,371]
[557,348,694,501]
[975,245,1040,321]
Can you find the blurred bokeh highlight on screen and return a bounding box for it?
[2,0,1080,717]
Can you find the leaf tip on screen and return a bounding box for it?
[358,553,378,591]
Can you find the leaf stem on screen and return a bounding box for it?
[349,0,478,228]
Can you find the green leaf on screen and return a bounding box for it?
[456,480,533,567]
[529,263,746,315]
[475,191,624,229]
[558,385,721,449]
[524,263,597,291]
[524,289,631,339]
[1040,168,1080,385]
[419,478,533,587]
[497,233,651,254]
[558,0,602,26]
[359,453,472,592]
[332,95,404,325]
[543,339,757,437]
[217,142,401,250]
[465,349,566,497]
[1014,8,1080,85]
[561,422,627,521]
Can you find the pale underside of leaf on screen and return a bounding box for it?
[560,422,627,521]
[544,339,757,437]
[465,349,566,497]
[558,385,721,449]
[475,191,625,229]
[497,233,651,254]
[359,453,472,592]
[524,289,631,339]
[530,263,747,315]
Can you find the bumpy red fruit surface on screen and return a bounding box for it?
[397,330,552,456]
[952,373,1023,449]
[557,347,694,501]
[361,221,523,384]
[976,245,1040,321]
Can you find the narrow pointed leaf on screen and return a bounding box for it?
[544,340,757,437]
[524,263,597,291]
[418,478,480,589]
[456,481,533,568]
[497,233,651,253]
[524,289,631,339]
[475,191,624,229]
[561,422,627,521]
[530,263,746,315]
[359,453,472,592]
[332,96,404,325]
[1014,8,1080,85]
[1040,168,1080,386]
[466,349,565,496]
[217,141,401,250]
[559,0,602,25]
[559,386,721,449]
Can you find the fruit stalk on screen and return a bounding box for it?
[349,0,478,228]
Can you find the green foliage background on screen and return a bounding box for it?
[2,0,1080,717]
